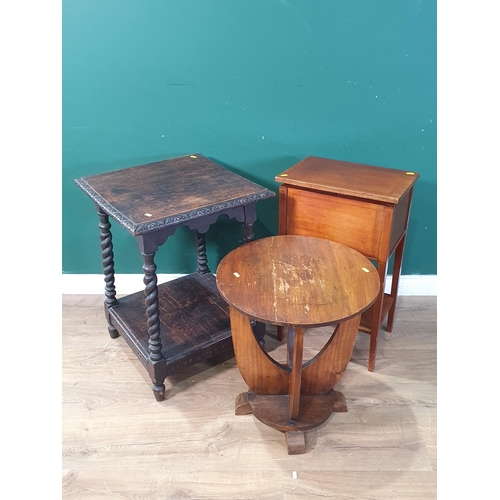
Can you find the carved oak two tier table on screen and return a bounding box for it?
[75,154,274,401]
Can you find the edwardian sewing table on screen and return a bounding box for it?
[216,235,380,454]
[75,154,274,401]
[275,157,419,371]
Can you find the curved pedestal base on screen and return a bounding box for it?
[218,236,380,454]
[235,390,348,454]
[229,307,362,454]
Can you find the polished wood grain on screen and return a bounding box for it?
[63,294,436,499]
[301,316,361,394]
[75,154,275,401]
[229,306,289,395]
[288,326,304,419]
[216,235,381,454]
[216,235,380,327]
[276,156,419,372]
[76,154,274,236]
[275,156,418,204]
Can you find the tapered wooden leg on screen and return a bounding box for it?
[368,261,388,372]
[386,235,406,333]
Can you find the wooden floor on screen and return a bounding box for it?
[62,295,436,499]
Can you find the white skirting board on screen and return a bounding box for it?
[61,273,437,296]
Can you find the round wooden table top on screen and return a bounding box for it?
[216,235,380,327]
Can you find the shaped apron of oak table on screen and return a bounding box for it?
[216,235,380,454]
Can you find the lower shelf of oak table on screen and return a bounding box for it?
[359,293,395,333]
[107,272,233,376]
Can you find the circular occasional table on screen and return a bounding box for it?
[216,235,380,454]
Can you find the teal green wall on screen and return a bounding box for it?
[63,0,436,276]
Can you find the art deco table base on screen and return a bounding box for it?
[216,235,380,454]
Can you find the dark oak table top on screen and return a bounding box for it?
[216,235,380,328]
[275,156,419,204]
[75,154,275,236]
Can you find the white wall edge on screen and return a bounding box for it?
[62,273,437,296]
[384,274,437,296]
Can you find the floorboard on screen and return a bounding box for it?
[62,295,437,499]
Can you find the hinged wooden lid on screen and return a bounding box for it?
[275,156,419,204]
